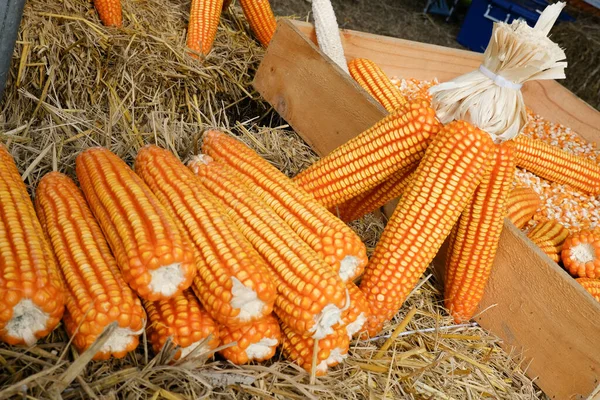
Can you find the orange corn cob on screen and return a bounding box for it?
[562,229,600,278]
[134,145,276,327]
[360,121,494,335]
[218,313,281,364]
[0,146,65,345]
[76,147,196,301]
[514,135,600,195]
[505,185,541,229]
[35,172,145,359]
[189,155,347,339]
[342,282,369,338]
[239,0,276,47]
[144,289,219,360]
[293,99,441,208]
[444,142,516,323]
[281,324,349,376]
[336,166,415,222]
[202,130,367,283]
[531,238,561,262]
[347,58,407,112]
[186,0,224,56]
[93,0,122,27]
[576,278,600,302]
[527,220,569,262]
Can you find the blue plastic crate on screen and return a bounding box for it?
[457,0,574,53]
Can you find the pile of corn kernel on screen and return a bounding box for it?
[393,78,600,233]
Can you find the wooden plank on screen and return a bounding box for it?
[253,19,600,400]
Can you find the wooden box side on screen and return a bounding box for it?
[254,19,600,400]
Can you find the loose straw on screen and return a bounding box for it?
[373,306,417,359]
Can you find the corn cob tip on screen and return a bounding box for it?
[339,256,361,282]
[562,230,600,278]
[230,277,269,321]
[311,303,344,340]
[4,299,52,346]
[187,154,213,173]
[219,314,281,364]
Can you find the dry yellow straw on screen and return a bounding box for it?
[373,306,417,360]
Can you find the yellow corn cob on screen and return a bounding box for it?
[201,130,367,283]
[444,141,516,323]
[186,0,224,56]
[134,145,276,327]
[505,185,541,229]
[188,155,347,339]
[0,145,65,346]
[360,121,494,335]
[293,99,441,208]
[93,0,122,27]
[562,229,600,278]
[76,147,196,301]
[35,172,146,359]
[336,166,415,222]
[576,278,600,302]
[342,282,369,338]
[239,0,276,47]
[531,238,561,262]
[218,313,281,364]
[347,58,407,112]
[144,289,219,360]
[527,220,569,262]
[281,323,349,376]
[514,135,600,195]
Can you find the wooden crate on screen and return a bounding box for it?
[253,19,600,400]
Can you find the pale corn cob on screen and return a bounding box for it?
[360,121,494,334]
[201,130,367,283]
[347,58,407,112]
[35,172,145,359]
[144,289,219,360]
[444,141,516,322]
[562,229,600,278]
[186,0,224,56]
[76,147,196,301]
[218,313,281,364]
[293,99,440,208]
[135,146,276,327]
[505,185,541,229]
[0,145,65,345]
[189,155,347,339]
[239,0,277,47]
[576,278,600,301]
[527,220,569,262]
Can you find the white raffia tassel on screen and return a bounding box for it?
[311,0,349,74]
[429,2,567,142]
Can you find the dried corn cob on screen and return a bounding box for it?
[505,185,541,229]
[35,172,145,359]
[201,130,367,282]
[76,147,196,301]
[360,121,494,334]
[342,282,369,338]
[527,220,569,262]
[281,323,349,376]
[0,145,64,345]
[514,135,600,195]
[562,229,600,278]
[144,289,219,360]
[135,145,276,327]
[445,141,516,322]
[337,166,415,222]
[93,0,122,27]
[189,155,347,339]
[576,278,600,302]
[293,99,440,208]
[186,0,224,56]
[218,313,281,364]
[347,58,407,112]
[531,238,561,262]
[239,0,276,47]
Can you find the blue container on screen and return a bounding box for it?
[457,0,574,53]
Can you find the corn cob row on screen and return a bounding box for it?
[239,0,277,47]
[526,220,569,262]
[0,145,65,346]
[76,147,196,301]
[93,0,122,27]
[218,313,281,364]
[144,289,219,360]
[347,58,407,112]
[562,229,600,278]
[505,185,542,229]
[342,282,369,338]
[576,278,600,302]
[336,166,415,222]
[201,130,367,282]
[360,121,494,334]
[35,172,145,359]
[186,0,224,56]
[293,99,441,208]
[135,146,276,327]
[189,155,347,339]
[444,142,516,322]
[514,135,600,195]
